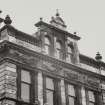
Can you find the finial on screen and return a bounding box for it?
[4,15,12,24]
[74,32,77,35]
[40,17,43,21]
[0,10,4,23]
[51,16,54,20]
[95,52,102,61]
[56,9,60,16]
[0,10,2,14]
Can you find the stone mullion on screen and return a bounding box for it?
[34,72,38,102]
[30,71,35,103]
[95,91,102,105]
[85,89,89,105]
[60,79,66,105]
[54,36,57,57]
[81,86,87,105]
[65,82,69,105]
[16,66,21,100]
[75,86,82,105]
[43,75,46,104]
[37,72,43,105]
[53,79,61,105]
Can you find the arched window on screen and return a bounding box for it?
[66,43,73,63]
[56,41,62,59]
[44,37,50,54]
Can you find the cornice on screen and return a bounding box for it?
[35,21,80,40]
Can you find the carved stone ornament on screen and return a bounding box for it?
[39,61,64,75]
[65,70,100,87]
[9,49,40,67]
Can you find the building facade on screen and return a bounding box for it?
[0,13,105,105]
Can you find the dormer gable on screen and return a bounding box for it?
[35,13,80,64]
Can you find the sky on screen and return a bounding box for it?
[0,0,105,61]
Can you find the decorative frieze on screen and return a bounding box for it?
[40,61,63,75]
[9,49,40,67]
[65,70,100,88]
[64,70,78,81]
[87,77,100,87]
[9,49,64,76]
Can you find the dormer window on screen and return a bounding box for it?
[44,36,50,54]
[56,41,62,59]
[66,42,74,63]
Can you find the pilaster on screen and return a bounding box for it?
[38,72,43,105]
[60,79,66,105]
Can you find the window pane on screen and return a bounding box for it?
[56,42,61,49]
[21,70,31,83]
[69,97,75,105]
[46,90,53,105]
[45,45,49,54]
[21,83,30,102]
[56,50,60,59]
[88,91,95,102]
[45,37,50,45]
[68,46,72,53]
[66,54,71,62]
[68,84,75,96]
[103,93,105,103]
[46,77,54,90]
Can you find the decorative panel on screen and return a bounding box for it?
[65,70,100,88]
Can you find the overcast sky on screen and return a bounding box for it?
[0,0,105,61]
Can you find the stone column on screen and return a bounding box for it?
[54,36,57,58]
[38,72,43,105]
[81,87,86,105]
[60,79,66,105]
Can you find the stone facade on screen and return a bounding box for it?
[0,14,104,105]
